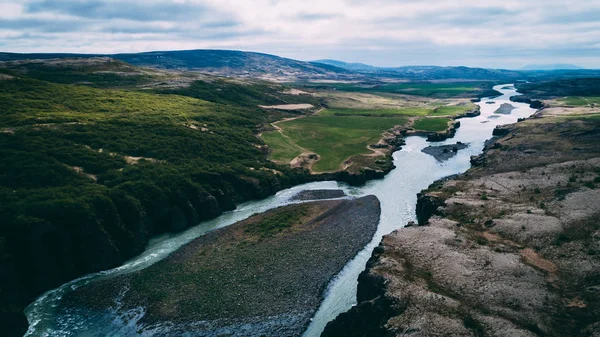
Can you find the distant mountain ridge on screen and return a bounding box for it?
[312,59,379,72]
[2,49,599,82]
[0,50,354,82]
[521,64,582,70]
[312,59,524,80]
[113,50,354,80]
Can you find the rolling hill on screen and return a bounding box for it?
[2,49,600,83]
[0,50,355,82]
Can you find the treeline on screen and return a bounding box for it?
[516,78,600,98]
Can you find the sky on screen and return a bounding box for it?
[1,0,599,69]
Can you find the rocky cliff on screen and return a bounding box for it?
[323,111,600,336]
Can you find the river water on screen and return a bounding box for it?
[24,84,536,337]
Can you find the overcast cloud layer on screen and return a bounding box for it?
[1,0,599,69]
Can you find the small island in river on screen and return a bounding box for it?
[62,196,380,336]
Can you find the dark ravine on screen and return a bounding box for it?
[60,196,381,336]
[321,244,403,337]
[321,113,600,337]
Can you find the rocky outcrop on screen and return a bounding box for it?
[494,103,516,114]
[456,106,482,119]
[384,136,406,151]
[324,165,396,186]
[421,142,469,161]
[322,244,403,337]
[491,125,512,137]
[426,121,460,142]
[510,95,544,110]
[415,193,445,225]
[470,154,486,166]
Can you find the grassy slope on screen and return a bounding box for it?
[0,58,158,88]
[0,76,314,222]
[261,131,305,162]
[277,116,407,171]
[0,71,318,323]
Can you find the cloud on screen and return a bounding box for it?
[0,0,599,68]
[25,0,214,21]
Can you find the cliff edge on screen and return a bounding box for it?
[323,110,600,336]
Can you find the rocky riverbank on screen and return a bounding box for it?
[62,196,380,336]
[323,111,600,336]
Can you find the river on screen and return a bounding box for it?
[24,84,536,337]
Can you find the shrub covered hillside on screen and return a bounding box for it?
[0,68,319,334]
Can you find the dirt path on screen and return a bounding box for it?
[268,112,321,171]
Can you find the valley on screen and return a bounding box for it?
[322,82,600,337]
[0,51,598,337]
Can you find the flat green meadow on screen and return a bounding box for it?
[272,116,407,172]
[319,107,431,117]
[412,118,451,132]
[559,96,600,106]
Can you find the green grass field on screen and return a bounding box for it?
[413,118,451,132]
[559,96,600,106]
[302,82,483,97]
[261,131,305,162]
[270,116,407,172]
[319,107,431,117]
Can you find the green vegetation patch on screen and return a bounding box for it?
[276,116,408,172]
[320,107,431,117]
[559,96,600,106]
[301,82,487,98]
[244,204,309,238]
[0,75,316,285]
[0,58,156,88]
[261,130,305,163]
[0,78,210,127]
[413,118,451,132]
